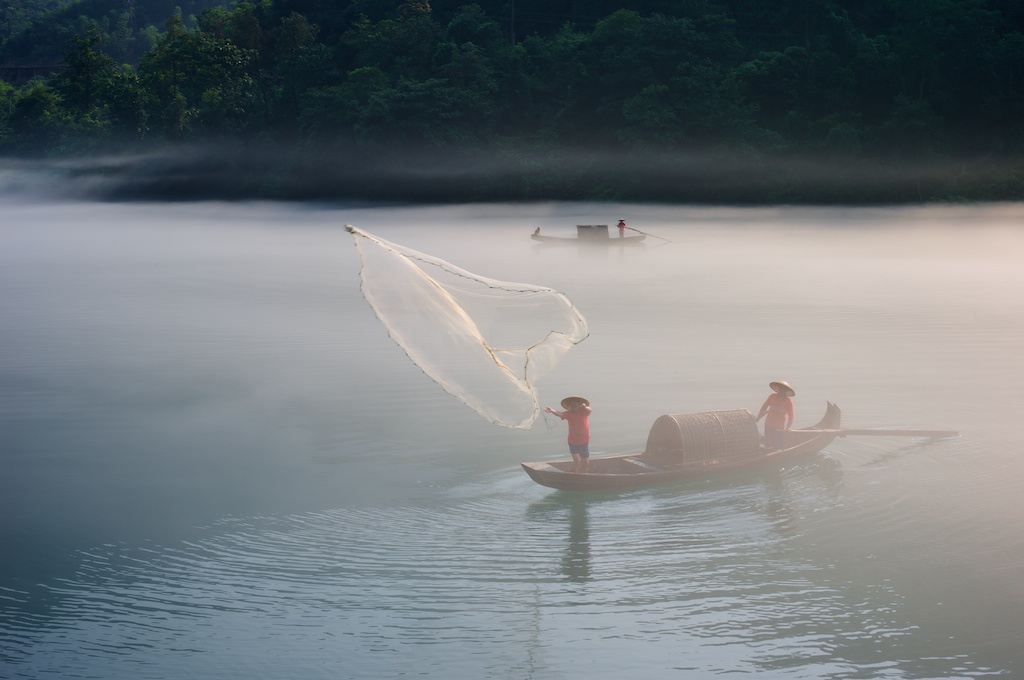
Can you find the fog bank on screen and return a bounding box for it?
[2,144,1019,204]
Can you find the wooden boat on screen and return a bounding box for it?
[522,402,958,492]
[532,224,646,245]
[523,403,843,492]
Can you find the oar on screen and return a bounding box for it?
[624,226,672,243]
[817,428,959,438]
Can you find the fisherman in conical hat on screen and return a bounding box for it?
[756,381,795,450]
[544,396,592,473]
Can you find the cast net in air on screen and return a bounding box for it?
[347,226,589,429]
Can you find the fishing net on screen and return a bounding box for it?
[347,226,589,429]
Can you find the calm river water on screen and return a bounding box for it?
[1,197,1023,679]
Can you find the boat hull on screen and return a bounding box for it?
[522,402,841,492]
[531,233,646,245]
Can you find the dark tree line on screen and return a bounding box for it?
[2,0,1023,202]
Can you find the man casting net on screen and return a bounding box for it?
[347,225,589,429]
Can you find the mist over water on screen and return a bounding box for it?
[1,149,1012,204]
[2,197,1023,678]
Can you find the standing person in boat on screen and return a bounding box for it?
[756,381,795,450]
[545,396,592,473]
[617,219,627,237]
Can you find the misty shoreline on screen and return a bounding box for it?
[1,146,1020,205]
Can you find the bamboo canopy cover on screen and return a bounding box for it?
[576,225,609,239]
[645,409,761,464]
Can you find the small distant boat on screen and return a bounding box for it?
[532,224,646,245]
[521,403,958,492]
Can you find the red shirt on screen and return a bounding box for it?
[561,409,591,445]
[758,393,794,429]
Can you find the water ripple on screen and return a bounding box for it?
[2,465,1011,679]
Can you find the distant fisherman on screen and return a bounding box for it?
[756,381,795,450]
[617,219,626,237]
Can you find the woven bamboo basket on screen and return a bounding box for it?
[644,409,760,464]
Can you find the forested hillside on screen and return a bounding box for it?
[2,0,1023,202]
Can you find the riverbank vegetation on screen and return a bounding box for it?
[2,0,1023,203]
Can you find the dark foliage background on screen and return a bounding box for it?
[2,0,1022,202]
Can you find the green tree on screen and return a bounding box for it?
[52,28,118,117]
[883,0,1007,152]
[105,64,149,138]
[0,80,15,138]
[343,1,442,81]
[516,24,588,142]
[138,16,257,136]
[298,65,389,146]
[270,12,336,122]
[4,80,71,153]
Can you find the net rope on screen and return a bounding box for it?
[347,225,589,429]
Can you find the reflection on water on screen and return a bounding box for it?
[562,499,592,582]
[2,200,1023,679]
[527,495,594,583]
[754,455,846,536]
[1,459,1017,679]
